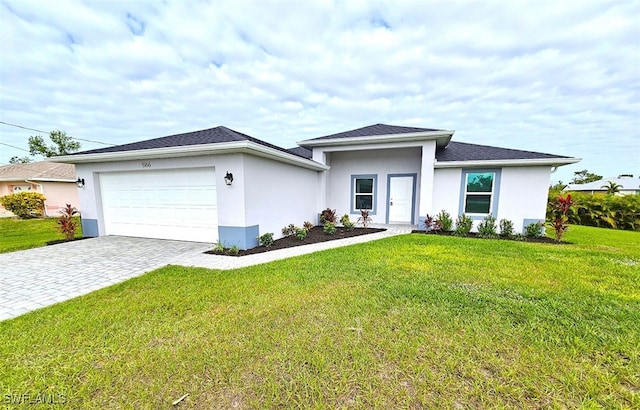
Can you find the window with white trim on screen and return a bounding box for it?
[352,175,376,213]
[463,172,495,214]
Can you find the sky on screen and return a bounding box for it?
[0,0,638,184]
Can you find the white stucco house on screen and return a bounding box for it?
[52,124,579,249]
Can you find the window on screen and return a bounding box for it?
[464,171,495,214]
[12,185,32,193]
[351,175,376,213]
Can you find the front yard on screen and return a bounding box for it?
[0,217,82,253]
[0,226,638,408]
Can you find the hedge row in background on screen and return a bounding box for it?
[547,191,640,231]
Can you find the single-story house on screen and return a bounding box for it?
[565,175,640,195]
[0,161,80,217]
[51,124,579,248]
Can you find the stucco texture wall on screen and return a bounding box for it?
[326,148,422,224]
[243,155,319,239]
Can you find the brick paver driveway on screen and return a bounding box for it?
[0,236,212,321]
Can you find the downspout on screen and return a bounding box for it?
[24,180,47,217]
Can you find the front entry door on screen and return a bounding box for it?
[388,175,415,224]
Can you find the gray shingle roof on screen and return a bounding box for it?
[286,146,312,159]
[72,126,310,158]
[436,141,572,162]
[306,123,444,141]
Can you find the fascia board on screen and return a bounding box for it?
[49,141,329,171]
[297,131,454,148]
[434,157,582,168]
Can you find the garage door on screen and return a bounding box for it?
[99,168,218,242]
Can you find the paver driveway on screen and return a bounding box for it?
[0,236,212,321]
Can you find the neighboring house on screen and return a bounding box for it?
[0,161,80,217]
[51,124,579,248]
[565,176,640,195]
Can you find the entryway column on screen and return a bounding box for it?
[419,142,436,217]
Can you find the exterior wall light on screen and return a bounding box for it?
[76,178,85,188]
[224,172,233,186]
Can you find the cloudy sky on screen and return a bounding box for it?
[1,0,638,183]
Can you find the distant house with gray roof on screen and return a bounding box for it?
[51,123,579,248]
[565,175,640,195]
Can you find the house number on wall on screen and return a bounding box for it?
[141,162,151,168]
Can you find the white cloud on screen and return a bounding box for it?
[0,0,638,181]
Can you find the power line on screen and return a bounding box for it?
[0,120,115,146]
[0,141,30,152]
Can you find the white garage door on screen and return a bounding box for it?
[100,168,218,243]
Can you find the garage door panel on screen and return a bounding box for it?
[100,168,218,242]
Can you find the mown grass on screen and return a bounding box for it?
[0,217,82,253]
[0,225,638,408]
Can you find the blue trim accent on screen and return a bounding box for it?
[522,218,545,235]
[386,173,417,224]
[81,218,99,237]
[458,168,502,219]
[350,174,378,215]
[218,225,259,250]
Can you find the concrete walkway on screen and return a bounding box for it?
[0,224,413,321]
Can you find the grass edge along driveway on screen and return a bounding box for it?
[1,225,638,408]
[0,217,82,253]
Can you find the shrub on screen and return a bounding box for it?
[303,221,314,232]
[339,214,351,226]
[57,204,79,241]
[547,191,640,231]
[258,232,274,247]
[228,245,240,255]
[213,241,225,252]
[435,210,453,232]
[453,214,473,237]
[295,227,308,240]
[477,215,498,239]
[323,222,336,235]
[320,208,337,224]
[357,209,372,228]
[524,221,545,238]
[0,192,46,219]
[423,214,437,232]
[549,194,574,242]
[499,219,515,238]
[343,221,355,231]
[282,224,296,237]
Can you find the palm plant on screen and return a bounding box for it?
[602,181,622,195]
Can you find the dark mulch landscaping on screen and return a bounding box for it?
[207,226,386,257]
[411,230,566,244]
[46,237,91,246]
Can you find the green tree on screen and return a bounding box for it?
[9,156,31,164]
[570,169,602,184]
[28,130,81,157]
[602,181,622,195]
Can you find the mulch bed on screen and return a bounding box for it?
[206,226,386,257]
[46,237,92,246]
[411,230,566,244]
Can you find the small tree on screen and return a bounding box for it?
[58,204,79,241]
[549,194,574,242]
[570,169,602,185]
[0,192,46,218]
[601,181,622,195]
[28,130,81,157]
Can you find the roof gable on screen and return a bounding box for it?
[436,141,572,162]
[307,123,444,141]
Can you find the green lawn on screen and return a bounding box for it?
[0,217,83,253]
[1,226,638,408]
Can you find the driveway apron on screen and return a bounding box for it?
[0,236,212,321]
